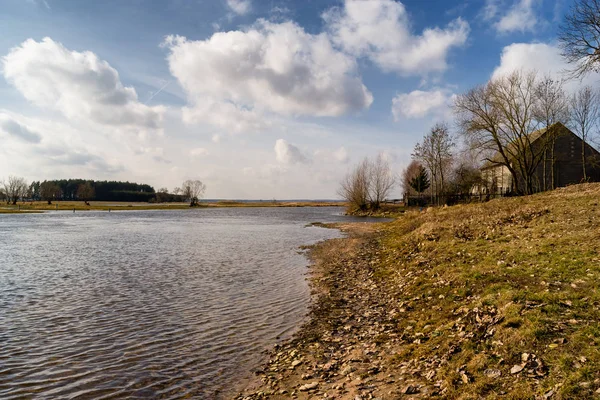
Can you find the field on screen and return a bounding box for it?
[0,200,346,213]
[240,183,600,399]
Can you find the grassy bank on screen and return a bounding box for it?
[0,200,346,212]
[238,183,600,399]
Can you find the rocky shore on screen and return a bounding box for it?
[235,222,415,399]
[236,184,600,399]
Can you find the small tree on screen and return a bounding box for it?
[558,0,600,77]
[368,153,395,209]
[181,180,206,206]
[155,187,169,203]
[3,176,29,205]
[338,158,370,211]
[77,182,95,205]
[533,76,570,190]
[40,181,61,205]
[409,166,430,199]
[401,160,422,197]
[571,86,600,181]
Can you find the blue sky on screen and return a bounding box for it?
[0,0,586,199]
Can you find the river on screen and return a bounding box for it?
[0,207,373,399]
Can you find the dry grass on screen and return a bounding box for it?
[372,183,600,398]
[238,183,600,400]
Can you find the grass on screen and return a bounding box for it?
[369,183,600,398]
[0,200,346,212]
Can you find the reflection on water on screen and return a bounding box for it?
[0,207,375,399]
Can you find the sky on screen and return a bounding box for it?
[0,0,594,199]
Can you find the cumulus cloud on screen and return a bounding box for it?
[482,0,541,34]
[163,20,373,132]
[226,0,251,15]
[274,139,308,165]
[2,37,164,132]
[0,114,42,143]
[391,88,455,120]
[491,42,600,92]
[323,0,469,75]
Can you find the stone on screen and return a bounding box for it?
[402,385,419,395]
[510,364,525,374]
[299,382,319,391]
[484,369,502,379]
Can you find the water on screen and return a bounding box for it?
[0,207,376,399]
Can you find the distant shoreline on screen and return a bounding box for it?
[0,200,347,213]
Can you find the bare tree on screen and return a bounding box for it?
[401,160,423,197]
[368,153,395,209]
[3,176,29,205]
[338,158,370,211]
[571,86,600,180]
[181,179,206,206]
[77,182,95,205]
[455,70,544,195]
[413,122,455,204]
[172,187,181,195]
[558,0,600,77]
[40,181,62,205]
[533,76,570,190]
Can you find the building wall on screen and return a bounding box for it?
[481,165,512,194]
[532,127,600,192]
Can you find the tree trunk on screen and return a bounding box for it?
[582,140,588,181]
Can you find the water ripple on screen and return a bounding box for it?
[0,207,356,399]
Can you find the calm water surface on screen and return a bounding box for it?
[0,207,373,399]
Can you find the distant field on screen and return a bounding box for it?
[0,200,347,212]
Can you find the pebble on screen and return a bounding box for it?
[299,382,319,391]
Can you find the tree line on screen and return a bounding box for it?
[0,177,206,206]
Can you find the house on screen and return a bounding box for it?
[479,122,600,194]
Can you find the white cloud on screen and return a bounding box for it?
[190,147,209,157]
[212,134,221,143]
[274,139,308,165]
[163,20,373,133]
[0,114,42,143]
[496,0,540,33]
[483,0,541,34]
[2,38,164,134]
[314,146,350,164]
[491,42,600,92]
[391,88,455,120]
[323,0,469,75]
[136,146,171,163]
[226,0,251,15]
[0,110,125,176]
[333,146,349,163]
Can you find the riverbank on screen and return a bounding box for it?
[237,183,600,399]
[0,200,346,212]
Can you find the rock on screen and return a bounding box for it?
[291,359,302,368]
[521,353,530,362]
[510,364,525,374]
[460,371,470,384]
[299,382,319,391]
[402,385,419,395]
[341,365,355,375]
[484,369,502,378]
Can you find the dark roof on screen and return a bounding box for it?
[480,122,569,170]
